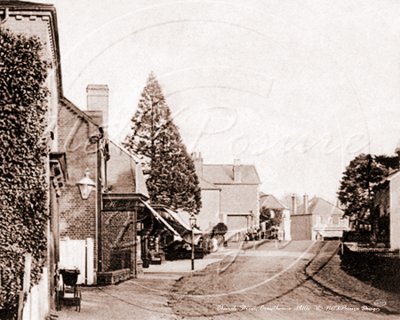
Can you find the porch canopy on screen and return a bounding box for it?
[150,204,202,244]
[102,194,201,242]
[141,201,182,239]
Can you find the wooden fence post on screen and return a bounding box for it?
[17,253,31,320]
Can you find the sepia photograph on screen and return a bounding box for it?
[0,0,400,319]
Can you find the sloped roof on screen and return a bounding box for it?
[61,98,100,126]
[374,169,400,189]
[260,194,287,210]
[296,197,343,216]
[107,141,149,197]
[198,177,221,190]
[202,164,261,185]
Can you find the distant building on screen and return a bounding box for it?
[291,195,349,240]
[372,145,400,249]
[259,193,291,241]
[192,153,261,233]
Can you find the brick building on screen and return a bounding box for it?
[192,153,261,233]
[0,2,152,315]
[291,194,349,241]
[57,85,154,280]
[0,1,66,318]
[57,88,107,280]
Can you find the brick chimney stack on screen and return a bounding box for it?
[191,152,203,179]
[303,194,309,215]
[86,84,109,134]
[291,194,297,215]
[233,159,242,183]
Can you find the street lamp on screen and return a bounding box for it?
[77,168,96,200]
[189,214,197,271]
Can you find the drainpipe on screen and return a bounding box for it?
[90,127,104,273]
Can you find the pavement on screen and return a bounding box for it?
[138,239,269,279]
[55,248,225,320]
[139,257,222,279]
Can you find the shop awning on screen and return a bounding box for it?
[141,201,181,239]
[164,208,202,235]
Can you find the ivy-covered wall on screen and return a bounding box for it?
[0,28,50,309]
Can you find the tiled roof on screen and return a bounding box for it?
[198,177,221,190]
[296,197,343,216]
[259,194,287,210]
[106,140,149,197]
[202,164,261,185]
[61,98,100,126]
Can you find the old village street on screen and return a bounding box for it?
[57,240,400,320]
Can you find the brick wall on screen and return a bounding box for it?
[291,214,313,240]
[57,102,100,270]
[101,211,135,272]
[3,14,53,62]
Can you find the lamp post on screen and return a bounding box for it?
[189,214,197,271]
[77,168,96,200]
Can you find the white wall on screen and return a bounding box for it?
[23,268,49,320]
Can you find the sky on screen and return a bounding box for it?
[37,0,400,203]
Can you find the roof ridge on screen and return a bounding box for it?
[109,140,142,164]
[61,97,100,127]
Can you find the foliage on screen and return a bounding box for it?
[260,206,283,230]
[337,153,396,231]
[0,28,50,309]
[211,222,228,238]
[124,72,201,213]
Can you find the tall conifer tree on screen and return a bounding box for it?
[124,72,201,214]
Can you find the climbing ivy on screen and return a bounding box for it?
[0,28,50,310]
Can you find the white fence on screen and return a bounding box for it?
[60,238,94,285]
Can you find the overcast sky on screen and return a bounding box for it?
[38,0,400,203]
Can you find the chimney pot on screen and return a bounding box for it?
[233,159,242,183]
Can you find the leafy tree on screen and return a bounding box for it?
[260,206,283,230]
[124,72,201,213]
[0,28,50,309]
[211,222,228,238]
[337,153,397,233]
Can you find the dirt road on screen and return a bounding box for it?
[57,240,400,320]
[169,240,399,320]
